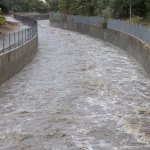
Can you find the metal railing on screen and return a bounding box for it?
[49,13,104,25]
[67,15,104,25]
[50,12,150,44]
[0,14,37,53]
[107,19,150,44]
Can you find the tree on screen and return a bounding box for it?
[1,0,50,12]
[146,0,150,16]
[128,0,147,19]
[96,0,110,15]
[69,0,77,15]
[0,8,6,25]
[109,0,129,18]
[0,0,9,13]
[46,0,150,19]
[58,0,70,14]
[46,0,58,12]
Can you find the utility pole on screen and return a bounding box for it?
[8,0,10,11]
[29,1,34,12]
[130,3,132,22]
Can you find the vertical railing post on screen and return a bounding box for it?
[18,31,19,46]
[28,28,29,40]
[27,28,28,41]
[32,27,33,38]
[9,33,10,51]
[30,27,32,39]
[30,27,32,40]
[22,30,23,44]
[29,28,31,40]
[3,35,4,53]
[14,32,16,48]
[25,29,26,43]
[31,27,32,39]
[32,26,34,37]
[31,27,32,38]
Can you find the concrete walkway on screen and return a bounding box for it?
[0,16,29,51]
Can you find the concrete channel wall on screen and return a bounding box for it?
[50,19,150,76]
[0,16,38,85]
[28,14,49,20]
[19,13,50,20]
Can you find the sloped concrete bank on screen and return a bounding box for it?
[0,16,38,85]
[18,13,50,20]
[27,14,49,20]
[50,19,150,76]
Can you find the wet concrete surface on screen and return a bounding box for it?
[0,20,150,150]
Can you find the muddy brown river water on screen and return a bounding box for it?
[0,20,150,150]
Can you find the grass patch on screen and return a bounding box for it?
[125,16,150,27]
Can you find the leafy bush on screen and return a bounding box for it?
[0,8,6,25]
[102,7,112,19]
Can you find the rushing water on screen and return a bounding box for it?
[0,20,150,150]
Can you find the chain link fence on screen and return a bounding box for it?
[0,14,37,53]
[50,12,150,44]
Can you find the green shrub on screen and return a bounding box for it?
[102,7,113,20]
[0,8,6,25]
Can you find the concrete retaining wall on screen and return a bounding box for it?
[0,34,38,85]
[23,13,49,20]
[29,14,49,20]
[50,19,150,76]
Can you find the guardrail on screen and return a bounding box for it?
[50,12,150,45]
[0,14,38,53]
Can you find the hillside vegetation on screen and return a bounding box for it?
[1,0,150,25]
[0,0,50,12]
[47,0,150,20]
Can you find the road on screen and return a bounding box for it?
[0,20,150,150]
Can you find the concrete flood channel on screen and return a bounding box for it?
[0,20,150,150]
